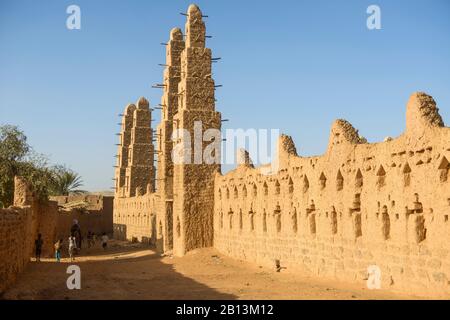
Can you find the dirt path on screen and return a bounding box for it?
[3,240,421,300]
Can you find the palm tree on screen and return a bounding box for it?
[50,166,86,196]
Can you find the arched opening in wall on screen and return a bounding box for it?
[336,170,344,191]
[376,165,386,188]
[263,210,267,232]
[263,182,268,196]
[309,214,316,235]
[353,193,361,212]
[275,214,281,233]
[220,211,223,229]
[354,213,362,238]
[239,209,243,230]
[331,207,338,235]
[319,172,327,190]
[176,216,181,238]
[291,208,298,234]
[219,189,222,200]
[355,169,363,188]
[229,209,234,230]
[416,215,427,243]
[274,180,280,195]
[288,177,294,194]
[253,183,257,197]
[274,205,281,233]
[438,156,449,182]
[234,186,238,199]
[303,175,309,193]
[243,185,247,198]
[249,211,255,231]
[403,163,412,187]
[226,188,230,199]
[381,206,390,240]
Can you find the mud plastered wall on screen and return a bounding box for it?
[0,206,33,293]
[113,193,157,246]
[214,93,450,298]
[0,177,59,293]
[51,195,114,239]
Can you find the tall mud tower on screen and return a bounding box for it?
[115,97,155,198]
[156,27,185,252]
[171,4,221,256]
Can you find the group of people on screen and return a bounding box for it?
[34,219,110,263]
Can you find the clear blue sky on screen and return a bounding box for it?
[1,0,449,191]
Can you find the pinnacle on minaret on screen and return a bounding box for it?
[123,97,155,197]
[185,4,206,48]
[162,27,185,120]
[170,27,183,41]
[137,96,149,109]
[177,4,214,112]
[115,103,136,195]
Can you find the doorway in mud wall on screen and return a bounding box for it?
[165,201,173,251]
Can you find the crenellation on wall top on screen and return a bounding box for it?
[406,92,445,137]
[237,148,254,169]
[216,92,448,184]
[13,176,34,207]
[327,119,366,152]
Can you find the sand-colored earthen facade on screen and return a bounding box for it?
[114,4,221,257]
[214,94,450,297]
[112,5,450,297]
[0,182,113,294]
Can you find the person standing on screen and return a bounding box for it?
[34,233,43,262]
[101,232,109,250]
[68,235,76,262]
[70,219,82,252]
[54,239,63,262]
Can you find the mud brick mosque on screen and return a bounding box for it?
[2,4,448,298]
[111,4,450,297]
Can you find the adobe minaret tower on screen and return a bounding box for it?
[172,4,222,256]
[156,27,185,252]
[115,97,155,198]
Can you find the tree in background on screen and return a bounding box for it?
[0,125,86,207]
[49,165,86,196]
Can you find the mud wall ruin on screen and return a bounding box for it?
[51,195,114,240]
[0,177,59,294]
[0,182,114,294]
[214,93,450,297]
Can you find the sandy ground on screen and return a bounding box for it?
[2,240,422,300]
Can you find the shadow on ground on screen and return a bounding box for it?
[3,243,237,300]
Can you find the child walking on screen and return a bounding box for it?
[101,232,109,250]
[68,235,77,262]
[54,239,63,262]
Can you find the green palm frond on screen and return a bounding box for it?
[50,166,87,196]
